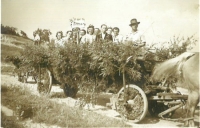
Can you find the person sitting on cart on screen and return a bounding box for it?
[124,18,146,57]
[124,18,147,85]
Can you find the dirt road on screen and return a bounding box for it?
[1,74,200,127]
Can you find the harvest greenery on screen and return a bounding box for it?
[6,36,196,97]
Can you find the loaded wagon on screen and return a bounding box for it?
[13,41,190,123]
[35,50,188,123]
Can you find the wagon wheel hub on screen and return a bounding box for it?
[116,85,148,123]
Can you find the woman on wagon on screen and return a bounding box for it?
[81,25,96,44]
[55,31,65,46]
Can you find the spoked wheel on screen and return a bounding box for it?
[37,68,52,94]
[117,84,148,123]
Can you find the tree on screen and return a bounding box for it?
[33,28,52,43]
[1,24,17,35]
[21,30,28,38]
[1,24,29,39]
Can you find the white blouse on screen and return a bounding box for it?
[81,34,96,44]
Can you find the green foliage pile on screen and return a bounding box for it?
[145,35,197,61]
[6,36,196,95]
[20,42,143,91]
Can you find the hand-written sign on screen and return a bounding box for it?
[70,18,86,29]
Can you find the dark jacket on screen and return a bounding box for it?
[96,33,113,42]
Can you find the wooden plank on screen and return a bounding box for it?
[148,95,188,100]
[148,96,173,100]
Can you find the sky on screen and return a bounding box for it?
[1,0,199,50]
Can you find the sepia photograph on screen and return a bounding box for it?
[1,0,199,127]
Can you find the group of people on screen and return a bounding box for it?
[54,18,147,86]
[55,18,146,49]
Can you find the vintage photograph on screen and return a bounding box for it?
[1,0,199,127]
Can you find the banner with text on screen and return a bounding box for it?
[70,18,86,29]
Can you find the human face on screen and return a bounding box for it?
[80,30,86,36]
[113,29,119,36]
[101,25,107,33]
[131,24,138,31]
[94,29,99,35]
[106,29,112,35]
[57,33,62,40]
[87,28,94,35]
[67,32,72,37]
[72,32,77,38]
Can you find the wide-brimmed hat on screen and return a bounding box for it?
[129,19,140,26]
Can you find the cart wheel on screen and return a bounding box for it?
[63,84,78,98]
[37,68,52,94]
[117,84,148,123]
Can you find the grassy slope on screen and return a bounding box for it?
[1,34,34,63]
[1,84,130,127]
[1,112,25,128]
[1,34,34,72]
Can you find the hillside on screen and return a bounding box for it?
[1,34,34,72]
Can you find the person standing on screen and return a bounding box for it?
[79,29,86,43]
[81,25,96,44]
[34,33,41,45]
[72,27,80,44]
[55,31,65,46]
[96,24,113,42]
[94,28,100,36]
[112,27,123,44]
[106,27,113,35]
[63,30,72,43]
[124,18,146,57]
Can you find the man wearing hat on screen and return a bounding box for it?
[124,19,146,57]
[125,18,147,86]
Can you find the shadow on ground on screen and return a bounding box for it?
[50,92,66,98]
[49,90,200,127]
